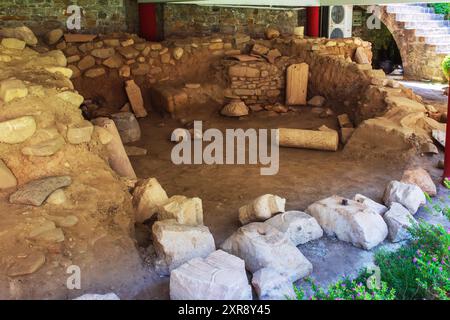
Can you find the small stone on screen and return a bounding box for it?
[265,27,280,40]
[355,47,369,64]
[67,120,94,144]
[252,268,296,300]
[185,83,201,89]
[46,29,64,45]
[125,80,147,118]
[45,67,73,78]
[208,42,224,50]
[308,96,326,107]
[85,67,105,78]
[173,47,184,60]
[0,79,28,102]
[67,55,80,63]
[111,112,141,143]
[78,55,95,70]
[94,125,113,144]
[383,202,417,242]
[0,159,17,189]
[401,167,437,197]
[68,65,81,79]
[117,46,140,59]
[158,195,203,226]
[7,252,46,277]
[0,116,36,144]
[21,136,65,156]
[56,91,84,107]
[251,43,270,56]
[160,53,171,64]
[32,227,65,242]
[45,214,78,227]
[9,176,72,207]
[45,189,67,205]
[239,194,286,225]
[221,101,249,117]
[91,47,115,59]
[132,178,169,223]
[265,211,323,245]
[1,38,26,50]
[383,181,426,215]
[0,26,37,46]
[131,63,150,76]
[153,219,216,275]
[121,38,134,47]
[124,145,147,156]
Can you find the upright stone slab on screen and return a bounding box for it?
[239,194,286,225]
[285,63,308,105]
[306,195,388,250]
[170,250,252,300]
[265,211,323,245]
[132,177,168,223]
[153,219,215,275]
[125,80,147,118]
[221,222,312,281]
[383,181,426,215]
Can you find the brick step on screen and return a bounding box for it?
[405,20,450,29]
[396,13,445,21]
[415,27,450,36]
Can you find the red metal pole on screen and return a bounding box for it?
[444,78,450,181]
[307,6,320,37]
[139,3,158,41]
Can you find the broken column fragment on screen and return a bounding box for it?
[279,128,339,151]
[91,117,136,179]
[238,194,286,225]
[125,80,147,118]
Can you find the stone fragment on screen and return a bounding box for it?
[121,39,134,47]
[354,47,369,64]
[340,127,355,144]
[383,181,426,215]
[125,80,147,118]
[31,227,65,242]
[103,54,123,68]
[252,268,296,300]
[251,43,270,56]
[353,194,388,215]
[7,252,46,277]
[337,113,353,128]
[0,116,36,144]
[119,65,131,77]
[68,65,81,78]
[294,26,304,37]
[158,195,203,226]
[265,211,323,245]
[67,120,94,144]
[153,219,216,275]
[117,46,139,59]
[0,159,17,189]
[74,293,120,300]
[221,100,249,117]
[221,223,312,281]
[94,125,113,145]
[91,47,115,59]
[401,167,436,197]
[77,55,95,70]
[383,202,417,242]
[85,67,105,78]
[160,52,171,64]
[9,176,72,206]
[21,136,65,156]
[111,112,141,144]
[131,63,149,76]
[104,39,120,47]
[56,91,84,107]
[46,29,64,45]
[265,28,280,40]
[132,177,168,223]
[124,146,147,156]
[185,83,201,89]
[0,26,37,46]
[286,63,308,105]
[170,250,252,300]
[45,67,73,78]
[66,55,80,63]
[173,47,184,60]
[1,38,26,50]
[208,42,224,50]
[306,195,388,250]
[239,194,286,225]
[308,96,326,107]
[63,34,97,43]
[0,79,28,102]
[45,189,67,205]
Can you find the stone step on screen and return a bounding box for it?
[424,35,450,45]
[415,27,450,36]
[435,44,450,54]
[386,5,434,14]
[396,13,445,22]
[405,20,450,29]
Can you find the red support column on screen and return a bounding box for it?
[138,3,158,41]
[444,79,450,182]
[307,6,320,37]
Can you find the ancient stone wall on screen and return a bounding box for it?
[164,4,299,38]
[0,0,136,35]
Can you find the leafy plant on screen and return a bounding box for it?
[430,3,450,18]
[442,55,450,80]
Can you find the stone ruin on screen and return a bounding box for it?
[0,24,445,300]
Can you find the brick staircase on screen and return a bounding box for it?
[386,3,450,54]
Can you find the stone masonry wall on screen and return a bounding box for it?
[0,0,136,35]
[164,4,299,39]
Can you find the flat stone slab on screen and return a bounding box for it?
[170,250,252,300]
[9,176,72,206]
[7,251,46,277]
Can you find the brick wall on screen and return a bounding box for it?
[0,0,137,35]
[164,4,301,38]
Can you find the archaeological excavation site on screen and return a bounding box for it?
[1,0,450,303]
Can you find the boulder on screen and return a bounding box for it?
[153,219,215,275]
[306,195,388,250]
[383,202,417,242]
[0,116,36,144]
[46,29,64,45]
[252,268,296,300]
[354,194,388,215]
[0,79,28,103]
[67,120,94,144]
[157,195,203,226]
[0,159,17,189]
[9,176,72,206]
[265,211,323,245]
[401,167,437,197]
[383,181,426,214]
[221,222,312,281]
[170,250,252,300]
[239,194,286,225]
[0,26,37,46]
[111,112,141,144]
[132,177,169,223]
[74,293,120,300]
[1,38,26,50]
[308,96,326,107]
